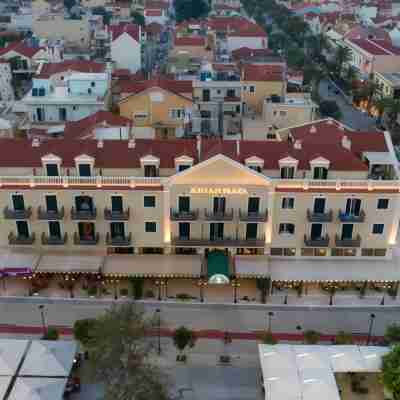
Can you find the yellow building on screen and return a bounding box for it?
[118,78,193,139]
[241,63,286,114]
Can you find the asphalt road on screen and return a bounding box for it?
[1,297,399,336]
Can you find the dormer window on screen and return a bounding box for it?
[79,164,91,177]
[140,155,160,177]
[74,154,95,177]
[310,157,330,180]
[175,155,194,173]
[245,156,264,173]
[279,156,298,179]
[41,154,62,177]
[46,164,59,176]
[281,166,295,179]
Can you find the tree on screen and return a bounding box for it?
[382,345,400,400]
[334,331,354,345]
[43,327,59,340]
[173,326,196,361]
[319,100,342,119]
[131,11,145,26]
[261,331,277,345]
[303,330,321,344]
[385,324,400,345]
[92,6,112,25]
[87,303,169,400]
[334,46,352,78]
[386,99,400,128]
[174,0,209,22]
[343,65,358,94]
[73,318,97,347]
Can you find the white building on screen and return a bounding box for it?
[226,25,268,53]
[0,62,14,103]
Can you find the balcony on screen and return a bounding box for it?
[239,210,268,222]
[335,234,361,247]
[4,206,32,220]
[338,210,365,223]
[171,235,265,247]
[307,209,333,223]
[304,234,330,247]
[170,208,199,221]
[71,207,97,220]
[104,207,130,221]
[8,232,35,245]
[41,232,68,245]
[204,208,234,221]
[73,232,100,245]
[37,206,65,220]
[106,232,132,246]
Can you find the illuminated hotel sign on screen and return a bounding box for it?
[190,187,248,195]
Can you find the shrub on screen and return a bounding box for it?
[261,331,277,345]
[87,286,97,297]
[43,326,59,340]
[385,324,400,345]
[173,326,196,359]
[335,331,354,345]
[303,330,321,344]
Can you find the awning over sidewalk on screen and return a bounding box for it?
[8,378,67,400]
[102,255,202,278]
[0,339,29,376]
[35,254,103,274]
[235,255,269,278]
[269,258,400,282]
[0,377,12,400]
[0,252,40,276]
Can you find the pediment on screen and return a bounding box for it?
[74,154,94,163]
[41,153,62,163]
[140,154,160,164]
[310,156,330,165]
[245,156,264,165]
[169,154,270,186]
[175,155,194,164]
[278,156,298,165]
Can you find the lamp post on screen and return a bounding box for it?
[197,279,207,303]
[267,311,274,332]
[155,308,161,355]
[155,279,165,301]
[38,305,47,337]
[232,279,240,304]
[366,313,376,345]
[296,325,303,343]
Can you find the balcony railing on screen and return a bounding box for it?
[104,207,130,221]
[71,207,97,220]
[304,234,330,247]
[41,232,68,245]
[171,235,265,247]
[8,232,35,245]
[204,208,234,221]
[335,234,361,247]
[307,209,333,222]
[4,206,32,219]
[338,210,365,223]
[239,210,268,222]
[73,232,100,245]
[170,208,199,221]
[106,232,132,246]
[37,206,65,220]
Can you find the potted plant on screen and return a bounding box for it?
[172,326,196,362]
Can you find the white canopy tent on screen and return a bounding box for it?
[19,341,77,377]
[359,347,390,372]
[7,377,67,400]
[300,369,340,400]
[294,346,332,371]
[327,346,368,372]
[0,376,12,400]
[0,339,29,376]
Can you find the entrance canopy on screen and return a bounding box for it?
[207,251,230,284]
[102,255,202,278]
[35,254,103,274]
[7,378,67,400]
[0,252,39,276]
[235,256,269,278]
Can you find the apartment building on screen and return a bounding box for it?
[373,71,400,100]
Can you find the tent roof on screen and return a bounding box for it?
[7,377,67,400]
[0,339,29,376]
[294,346,332,371]
[327,346,367,372]
[19,341,77,377]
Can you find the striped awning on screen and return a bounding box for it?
[35,254,103,274]
[234,255,269,278]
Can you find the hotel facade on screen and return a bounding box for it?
[0,119,400,299]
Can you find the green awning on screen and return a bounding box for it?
[207,251,230,284]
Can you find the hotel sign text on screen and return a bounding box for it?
[190,187,248,195]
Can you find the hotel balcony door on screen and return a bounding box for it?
[111,196,123,212]
[179,222,190,239]
[313,198,326,214]
[210,223,224,241]
[248,197,260,213]
[46,195,58,212]
[179,196,190,213]
[213,197,226,213]
[345,199,361,216]
[111,222,125,239]
[16,221,29,237]
[12,194,25,211]
[49,221,61,238]
[246,223,258,240]
[341,224,353,240]
[78,222,95,240]
[311,223,323,240]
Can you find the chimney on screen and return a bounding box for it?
[236,139,240,156]
[294,140,302,150]
[32,138,40,147]
[341,135,351,150]
[196,134,202,159]
[128,138,136,148]
[97,140,104,148]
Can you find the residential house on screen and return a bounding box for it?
[144,2,168,25]
[231,47,276,62]
[373,71,400,100]
[171,36,212,61]
[241,63,287,114]
[144,22,163,42]
[110,23,142,73]
[226,22,268,53]
[118,77,193,139]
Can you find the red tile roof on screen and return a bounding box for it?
[145,9,163,16]
[173,36,205,46]
[63,111,132,140]
[144,0,169,9]
[110,23,140,42]
[348,38,400,55]
[242,64,285,81]
[207,16,250,32]
[37,60,105,79]
[0,41,43,59]
[231,47,274,60]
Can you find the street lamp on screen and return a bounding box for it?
[155,308,161,355]
[155,279,165,301]
[267,311,274,332]
[197,279,207,303]
[38,305,47,337]
[296,325,303,343]
[231,279,241,304]
[366,313,376,345]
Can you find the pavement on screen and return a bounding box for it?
[319,79,377,131]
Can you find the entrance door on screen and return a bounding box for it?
[311,223,323,239]
[111,196,123,212]
[36,108,45,122]
[246,223,258,240]
[12,194,25,211]
[16,221,29,237]
[345,199,361,216]
[59,108,67,121]
[46,195,58,212]
[210,223,224,241]
[48,221,61,238]
[179,222,190,239]
[178,196,190,213]
[248,197,260,213]
[341,224,353,240]
[313,198,326,214]
[213,197,226,213]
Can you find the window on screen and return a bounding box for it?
[145,222,157,232]
[111,196,123,212]
[91,81,96,87]
[45,163,59,177]
[134,112,148,119]
[78,163,91,177]
[178,164,190,172]
[169,109,185,119]
[12,194,25,211]
[249,165,262,173]
[248,197,260,213]
[75,196,94,212]
[88,88,92,95]
[227,89,235,97]
[266,133,276,140]
[313,167,328,180]
[372,224,384,234]
[246,223,258,239]
[345,198,361,216]
[16,220,29,237]
[179,222,190,239]
[144,196,156,207]
[281,197,295,209]
[249,86,255,93]
[377,199,389,209]
[48,221,61,238]
[178,196,190,212]
[279,223,295,235]
[361,248,387,257]
[110,222,125,238]
[45,195,58,212]
[280,166,295,179]
[144,165,158,177]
